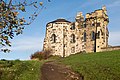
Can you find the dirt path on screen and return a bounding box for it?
[41,61,83,80]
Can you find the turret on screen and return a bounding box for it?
[85,13,91,19]
[75,12,84,22]
[102,6,107,15]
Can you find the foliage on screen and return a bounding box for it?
[44,49,53,59]
[31,49,53,60]
[0,0,46,52]
[0,60,42,80]
[31,51,44,60]
[58,50,120,80]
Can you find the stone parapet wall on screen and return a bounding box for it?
[101,46,120,52]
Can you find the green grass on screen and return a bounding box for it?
[58,50,120,80]
[1,50,120,80]
[0,55,60,80]
[0,60,43,80]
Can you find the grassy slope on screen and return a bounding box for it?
[58,50,120,80]
[0,60,43,80]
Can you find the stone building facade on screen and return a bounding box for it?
[43,6,109,57]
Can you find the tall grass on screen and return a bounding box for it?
[0,60,43,80]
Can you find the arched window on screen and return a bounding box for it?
[51,34,56,43]
[71,23,75,30]
[96,31,100,39]
[83,32,86,42]
[71,47,75,53]
[71,34,75,43]
[83,22,86,28]
[91,21,94,26]
[91,31,95,40]
[97,23,100,27]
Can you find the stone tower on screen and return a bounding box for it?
[43,6,109,57]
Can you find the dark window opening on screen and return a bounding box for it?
[52,34,56,43]
[64,44,66,47]
[100,29,104,35]
[96,31,100,39]
[92,23,95,26]
[71,47,75,53]
[91,31,95,40]
[83,32,86,42]
[97,23,100,27]
[53,29,56,31]
[52,46,55,48]
[91,22,94,26]
[71,23,75,30]
[71,34,75,43]
[83,22,86,28]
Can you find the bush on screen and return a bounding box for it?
[30,49,52,60]
[44,49,53,59]
[30,51,44,60]
[0,59,6,61]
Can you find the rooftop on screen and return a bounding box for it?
[48,19,71,24]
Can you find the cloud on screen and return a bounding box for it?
[109,31,120,46]
[0,36,45,60]
[6,31,120,51]
[107,0,120,8]
[8,36,44,51]
[80,2,97,8]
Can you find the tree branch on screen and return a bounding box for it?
[8,0,12,7]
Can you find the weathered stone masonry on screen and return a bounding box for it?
[43,6,109,57]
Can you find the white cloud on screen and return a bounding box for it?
[7,32,120,51]
[9,36,44,51]
[109,31,120,46]
[107,0,120,8]
[80,1,98,8]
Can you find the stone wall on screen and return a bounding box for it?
[101,46,120,52]
[75,6,109,53]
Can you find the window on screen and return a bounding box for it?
[97,23,100,27]
[71,34,75,43]
[83,22,86,28]
[83,32,86,42]
[71,23,75,30]
[51,34,56,43]
[91,31,95,40]
[92,23,95,26]
[96,31,100,39]
[71,47,75,53]
[91,21,94,26]
[52,46,55,48]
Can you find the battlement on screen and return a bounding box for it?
[76,6,109,23]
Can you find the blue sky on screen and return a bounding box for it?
[0,0,120,60]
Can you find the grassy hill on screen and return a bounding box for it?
[0,50,120,80]
[0,60,43,80]
[58,50,120,80]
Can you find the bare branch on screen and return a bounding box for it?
[8,0,12,7]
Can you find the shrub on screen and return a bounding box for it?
[30,51,44,60]
[0,59,6,61]
[44,49,53,59]
[30,49,53,60]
